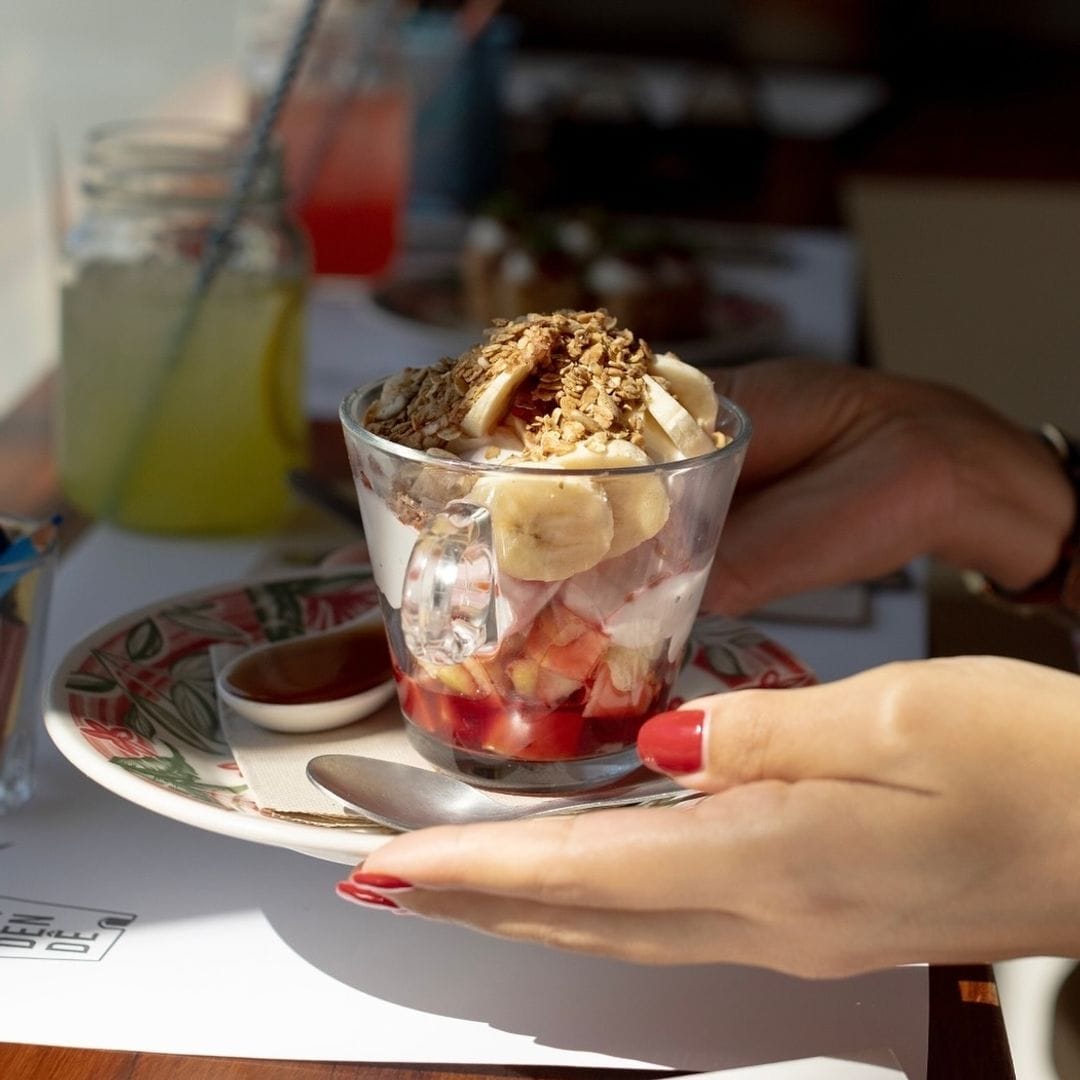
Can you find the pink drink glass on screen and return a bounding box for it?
[276,85,410,277]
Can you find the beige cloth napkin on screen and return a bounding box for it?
[212,644,440,826]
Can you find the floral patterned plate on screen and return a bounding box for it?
[44,568,815,866]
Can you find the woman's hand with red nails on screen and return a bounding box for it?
[700,360,1074,616]
[353,656,1080,977]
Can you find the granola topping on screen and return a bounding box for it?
[364,310,657,459]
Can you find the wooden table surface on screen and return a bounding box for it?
[0,378,1016,1079]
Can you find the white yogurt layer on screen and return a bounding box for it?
[355,483,419,610]
[560,560,710,663]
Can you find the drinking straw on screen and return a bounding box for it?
[0,514,62,567]
[0,514,61,603]
[100,0,329,520]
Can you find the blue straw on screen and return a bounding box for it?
[0,514,61,601]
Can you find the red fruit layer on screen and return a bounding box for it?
[389,598,681,764]
[397,672,670,763]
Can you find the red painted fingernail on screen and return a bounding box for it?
[348,871,413,891]
[336,880,405,911]
[637,709,706,773]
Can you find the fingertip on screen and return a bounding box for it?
[637,709,706,774]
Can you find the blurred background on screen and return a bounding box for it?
[3,0,1080,1074]
[2,0,243,416]
[5,0,1080,416]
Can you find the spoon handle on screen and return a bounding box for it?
[523,777,701,818]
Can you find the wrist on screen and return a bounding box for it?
[966,423,1080,618]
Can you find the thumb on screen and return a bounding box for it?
[637,671,900,792]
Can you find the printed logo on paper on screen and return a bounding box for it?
[0,895,137,961]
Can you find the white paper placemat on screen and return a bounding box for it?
[0,524,930,1075]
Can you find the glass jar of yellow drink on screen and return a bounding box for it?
[59,120,309,534]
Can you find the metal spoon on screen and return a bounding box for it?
[306,754,698,831]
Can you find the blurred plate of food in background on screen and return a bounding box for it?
[373,207,787,364]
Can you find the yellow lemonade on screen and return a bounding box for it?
[59,262,308,534]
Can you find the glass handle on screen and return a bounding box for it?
[401,501,499,665]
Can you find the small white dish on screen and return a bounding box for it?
[216,607,396,734]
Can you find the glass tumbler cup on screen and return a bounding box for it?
[239,0,412,277]
[340,379,750,792]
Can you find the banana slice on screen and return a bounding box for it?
[639,411,682,463]
[648,351,718,431]
[643,374,715,458]
[459,359,534,438]
[553,440,670,558]
[473,473,614,581]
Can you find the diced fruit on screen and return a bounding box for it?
[468,654,512,696]
[399,668,649,763]
[398,677,444,738]
[533,601,592,647]
[516,709,585,761]
[606,644,654,692]
[416,659,481,698]
[507,657,540,698]
[462,658,496,697]
[584,651,656,719]
[507,656,581,706]
[396,582,684,765]
[534,667,583,706]
[523,602,607,682]
[479,711,533,757]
